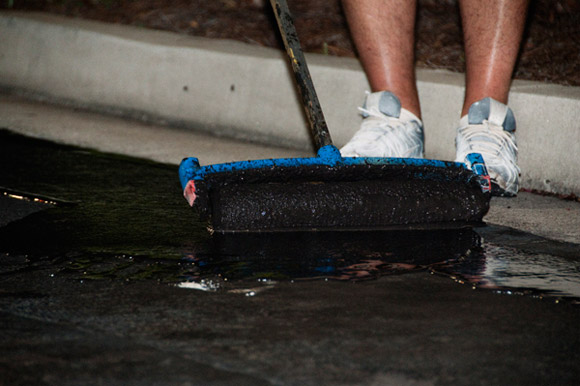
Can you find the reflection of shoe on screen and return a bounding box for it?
[340,91,424,158]
[455,97,520,196]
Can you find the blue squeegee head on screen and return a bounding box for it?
[179,145,491,232]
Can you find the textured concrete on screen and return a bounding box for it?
[487,194,580,245]
[0,94,311,166]
[1,12,579,195]
[0,12,311,149]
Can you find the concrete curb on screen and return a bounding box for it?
[1,12,579,195]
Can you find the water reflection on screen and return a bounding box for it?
[442,243,580,299]
[180,229,481,285]
[180,228,580,301]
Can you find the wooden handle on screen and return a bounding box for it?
[270,0,333,149]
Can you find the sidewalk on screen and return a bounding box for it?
[2,93,579,245]
[1,12,579,197]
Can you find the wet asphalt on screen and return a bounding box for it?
[1,129,579,386]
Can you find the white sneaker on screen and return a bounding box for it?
[340,91,424,158]
[455,97,520,196]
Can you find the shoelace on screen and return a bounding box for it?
[458,120,520,192]
[458,121,518,166]
[356,107,422,157]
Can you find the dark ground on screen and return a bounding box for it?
[1,130,580,386]
[3,0,580,86]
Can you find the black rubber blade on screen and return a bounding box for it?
[192,163,490,232]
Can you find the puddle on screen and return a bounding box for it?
[0,129,579,302]
[180,229,477,282]
[441,243,580,300]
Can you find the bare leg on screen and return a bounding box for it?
[342,0,420,118]
[460,0,530,116]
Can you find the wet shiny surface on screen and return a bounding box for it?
[459,243,580,299]
[1,129,580,385]
[0,129,579,301]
